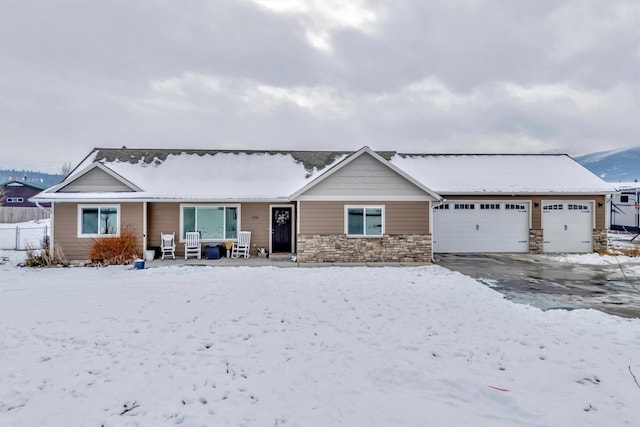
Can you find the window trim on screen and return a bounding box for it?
[179,204,241,242]
[6,197,24,203]
[77,204,121,238]
[344,205,385,238]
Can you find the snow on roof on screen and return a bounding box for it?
[44,150,348,201]
[389,154,615,194]
[37,148,615,201]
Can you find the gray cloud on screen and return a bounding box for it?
[0,0,638,172]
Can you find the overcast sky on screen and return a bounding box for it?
[1,0,639,173]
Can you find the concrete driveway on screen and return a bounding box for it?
[435,253,640,318]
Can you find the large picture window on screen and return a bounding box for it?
[181,205,238,240]
[346,206,384,237]
[78,205,119,237]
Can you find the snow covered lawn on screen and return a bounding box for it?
[1,250,639,426]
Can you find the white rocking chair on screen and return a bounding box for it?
[231,231,251,258]
[160,232,176,260]
[184,231,202,259]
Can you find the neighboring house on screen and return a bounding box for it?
[31,147,614,262]
[611,183,640,233]
[1,179,51,223]
[1,180,50,208]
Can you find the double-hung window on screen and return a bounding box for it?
[78,205,120,237]
[345,206,384,237]
[181,205,238,241]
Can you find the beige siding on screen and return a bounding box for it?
[241,203,273,254]
[59,168,134,192]
[303,153,430,198]
[441,195,606,229]
[54,202,144,260]
[147,202,181,250]
[300,201,429,235]
[386,201,430,234]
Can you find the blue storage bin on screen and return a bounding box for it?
[205,245,221,259]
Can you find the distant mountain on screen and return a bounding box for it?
[575,146,640,183]
[0,169,64,188]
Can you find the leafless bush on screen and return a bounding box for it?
[89,228,138,266]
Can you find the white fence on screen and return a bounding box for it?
[0,222,50,250]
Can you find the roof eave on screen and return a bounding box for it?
[436,190,616,196]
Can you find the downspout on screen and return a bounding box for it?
[296,200,301,260]
[35,201,51,217]
[430,198,446,262]
[35,201,53,259]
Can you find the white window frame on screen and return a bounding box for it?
[344,205,385,238]
[179,204,241,242]
[77,204,121,238]
[6,197,24,203]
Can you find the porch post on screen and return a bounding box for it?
[142,202,147,253]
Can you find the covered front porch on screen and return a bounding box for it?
[143,201,296,259]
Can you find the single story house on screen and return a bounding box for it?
[31,147,615,263]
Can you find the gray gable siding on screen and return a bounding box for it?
[58,167,134,193]
[301,152,432,199]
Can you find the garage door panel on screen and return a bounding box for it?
[433,202,529,253]
[542,202,593,253]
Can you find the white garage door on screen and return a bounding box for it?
[542,202,593,253]
[433,202,530,253]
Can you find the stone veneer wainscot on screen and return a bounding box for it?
[297,234,432,263]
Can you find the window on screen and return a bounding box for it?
[480,203,500,210]
[181,205,238,240]
[568,204,589,211]
[621,195,629,203]
[434,204,450,210]
[346,206,384,237]
[78,205,119,237]
[543,204,563,210]
[454,203,475,210]
[6,197,24,203]
[505,204,526,211]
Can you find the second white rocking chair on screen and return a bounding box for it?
[231,231,251,258]
[184,231,202,260]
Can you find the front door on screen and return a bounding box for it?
[271,207,292,253]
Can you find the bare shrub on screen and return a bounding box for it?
[90,228,138,266]
[25,237,68,267]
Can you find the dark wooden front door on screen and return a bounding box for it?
[272,207,292,253]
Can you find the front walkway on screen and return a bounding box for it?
[146,253,299,268]
[144,253,429,268]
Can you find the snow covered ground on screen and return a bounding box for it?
[1,250,639,426]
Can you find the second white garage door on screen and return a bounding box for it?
[542,201,593,253]
[433,201,530,253]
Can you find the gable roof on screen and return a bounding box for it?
[49,162,142,193]
[290,147,442,201]
[389,153,616,195]
[32,147,615,202]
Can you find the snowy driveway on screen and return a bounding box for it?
[435,253,640,318]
